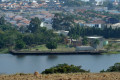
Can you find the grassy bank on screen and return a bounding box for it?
[0,48,9,54]
[21,44,75,52]
[0,44,75,54]
[1,43,120,54]
[0,72,120,80]
[102,51,120,54]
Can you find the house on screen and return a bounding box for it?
[94,7,108,11]
[40,22,52,30]
[106,17,119,24]
[110,23,120,29]
[31,14,46,19]
[74,20,86,27]
[96,1,103,6]
[9,20,17,25]
[85,23,103,28]
[71,40,82,47]
[65,38,82,47]
[85,20,105,28]
[108,10,120,14]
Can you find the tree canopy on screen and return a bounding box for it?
[15,40,26,50]
[27,17,41,33]
[0,17,64,50]
[101,63,120,72]
[0,16,5,25]
[82,36,88,45]
[42,63,89,74]
[52,13,74,30]
[46,41,57,51]
[69,26,120,39]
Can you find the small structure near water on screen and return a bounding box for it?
[75,36,105,51]
[87,36,104,50]
[76,46,95,51]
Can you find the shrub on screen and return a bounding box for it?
[100,63,120,72]
[42,63,89,74]
[46,41,57,51]
[15,40,26,50]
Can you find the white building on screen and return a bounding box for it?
[40,22,52,30]
[85,23,103,28]
[54,30,69,36]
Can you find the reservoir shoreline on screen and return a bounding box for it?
[10,50,104,55]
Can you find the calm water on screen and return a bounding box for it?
[0,54,120,74]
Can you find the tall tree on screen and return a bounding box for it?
[82,36,88,45]
[15,40,26,50]
[0,16,5,25]
[46,41,57,51]
[27,17,41,33]
[52,13,74,30]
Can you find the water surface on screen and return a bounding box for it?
[0,54,120,74]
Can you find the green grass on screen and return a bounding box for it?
[21,44,75,52]
[53,44,75,52]
[0,48,9,54]
[102,51,120,54]
[34,45,49,51]
[102,42,120,54]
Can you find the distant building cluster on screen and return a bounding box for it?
[4,10,54,29]
[0,0,38,2]
[0,0,60,2]
[0,0,60,29]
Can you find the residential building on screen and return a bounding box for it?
[40,22,52,30]
[85,20,105,28]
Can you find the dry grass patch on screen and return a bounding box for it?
[1,72,120,80]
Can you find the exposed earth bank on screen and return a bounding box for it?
[0,72,120,80]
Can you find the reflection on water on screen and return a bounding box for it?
[16,55,26,59]
[47,55,58,60]
[0,54,120,74]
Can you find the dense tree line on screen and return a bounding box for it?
[52,13,75,30]
[52,13,120,39]
[77,10,120,23]
[69,26,120,39]
[42,63,89,74]
[0,17,64,50]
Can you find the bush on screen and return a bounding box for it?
[15,40,26,50]
[46,41,57,51]
[100,63,120,72]
[42,63,89,74]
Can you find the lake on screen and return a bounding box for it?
[0,54,120,74]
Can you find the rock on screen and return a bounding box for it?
[34,71,39,77]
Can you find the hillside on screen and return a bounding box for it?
[0,72,120,80]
